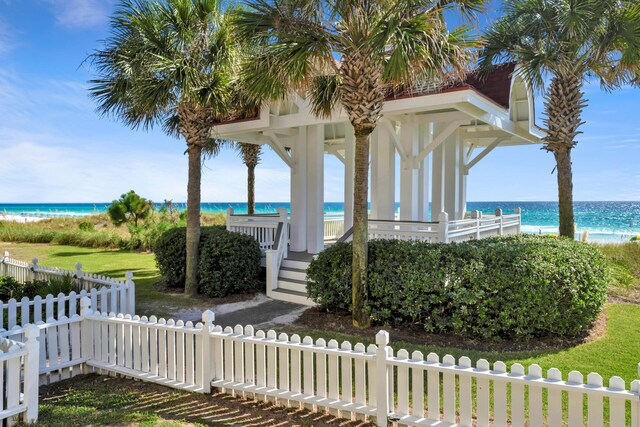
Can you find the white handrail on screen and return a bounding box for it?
[265,209,288,295]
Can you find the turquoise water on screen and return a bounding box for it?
[1,201,639,243]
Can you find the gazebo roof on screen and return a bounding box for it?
[388,63,516,110]
[213,61,543,148]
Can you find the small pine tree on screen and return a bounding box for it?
[107,191,154,228]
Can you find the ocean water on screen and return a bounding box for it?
[1,201,639,243]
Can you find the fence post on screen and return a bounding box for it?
[80,297,93,372]
[375,330,390,427]
[495,208,503,235]
[1,251,8,276]
[438,211,449,243]
[75,263,84,290]
[31,258,39,282]
[226,207,234,231]
[514,207,522,234]
[471,210,481,239]
[23,324,40,424]
[125,272,135,316]
[201,310,215,393]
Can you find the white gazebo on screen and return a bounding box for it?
[214,63,544,304]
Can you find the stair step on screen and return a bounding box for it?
[281,259,310,270]
[270,288,315,306]
[278,267,307,281]
[278,278,307,293]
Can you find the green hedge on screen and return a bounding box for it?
[307,235,609,339]
[153,226,261,297]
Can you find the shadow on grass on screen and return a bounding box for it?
[32,374,371,427]
[48,250,122,258]
[93,268,160,280]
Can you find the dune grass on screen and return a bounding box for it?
[0,213,226,250]
[596,242,640,301]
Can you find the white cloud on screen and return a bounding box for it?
[46,0,113,29]
[0,127,297,203]
[0,18,13,55]
[0,69,92,125]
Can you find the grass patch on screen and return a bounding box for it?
[596,242,640,301]
[0,242,190,317]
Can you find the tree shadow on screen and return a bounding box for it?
[35,374,373,427]
[48,250,121,258]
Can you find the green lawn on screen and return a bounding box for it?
[0,242,203,318]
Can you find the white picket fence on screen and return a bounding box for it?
[62,301,640,427]
[0,253,135,330]
[82,308,211,392]
[0,327,39,425]
[3,295,640,426]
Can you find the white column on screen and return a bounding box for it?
[306,124,325,254]
[370,125,395,220]
[443,130,461,219]
[344,123,355,230]
[457,139,469,219]
[431,124,445,220]
[370,128,380,218]
[399,117,419,221]
[418,123,431,221]
[289,128,307,252]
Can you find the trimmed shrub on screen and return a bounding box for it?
[154,225,261,297]
[198,230,262,297]
[307,235,609,339]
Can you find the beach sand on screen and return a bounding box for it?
[0,214,45,223]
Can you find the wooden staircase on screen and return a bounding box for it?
[270,256,315,306]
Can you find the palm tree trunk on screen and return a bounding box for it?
[543,74,585,240]
[247,164,255,215]
[555,148,575,238]
[185,143,202,296]
[352,131,371,328]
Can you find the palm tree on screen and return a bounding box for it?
[236,143,262,214]
[89,0,238,296]
[234,0,483,327]
[480,0,640,239]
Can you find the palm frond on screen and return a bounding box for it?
[88,0,239,139]
[309,74,341,118]
[480,0,640,92]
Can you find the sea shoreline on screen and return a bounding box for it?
[1,208,637,244]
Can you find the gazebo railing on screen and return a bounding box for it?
[368,219,441,242]
[323,217,345,241]
[332,208,521,243]
[226,208,285,253]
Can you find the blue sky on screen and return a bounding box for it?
[0,0,638,204]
